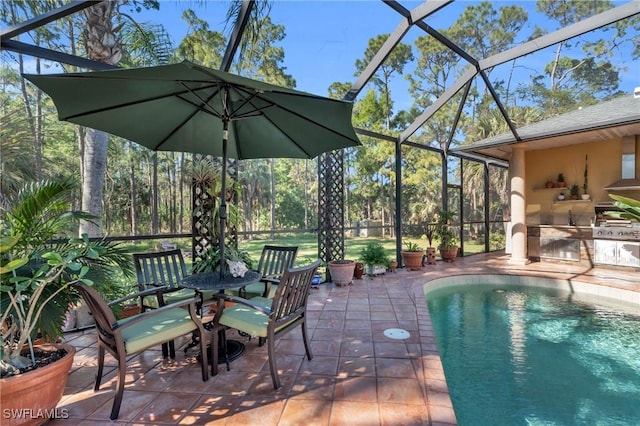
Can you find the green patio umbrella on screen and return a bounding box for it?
[24,60,360,276]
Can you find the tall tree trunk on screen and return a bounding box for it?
[270,158,275,239]
[152,152,159,234]
[179,153,184,233]
[80,2,122,237]
[18,53,42,180]
[304,160,309,229]
[166,155,175,233]
[129,146,137,236]
[80,128,108,236]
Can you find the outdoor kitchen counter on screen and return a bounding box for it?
[527,225,594,265]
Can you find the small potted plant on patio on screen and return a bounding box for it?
[424,223,437,265]
[435,209,459,262]
[0,179,132,425]
[359,242,389,277]
[401,241,424,271]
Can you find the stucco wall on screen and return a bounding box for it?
[525,137,640,226]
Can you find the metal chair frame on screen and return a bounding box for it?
[211,260,320,389]
[74,284,209,420]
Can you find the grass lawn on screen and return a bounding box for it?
[117,233,487,288]
[121,232,486,267]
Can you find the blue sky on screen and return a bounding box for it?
[134,0,638,114]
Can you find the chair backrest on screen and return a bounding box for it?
[257,245,298,279]
[270,260,320,327]
[74,284,118,346]
[133,249,187,292]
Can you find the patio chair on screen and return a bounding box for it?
[227,245,298,299]
[133,249,194,310]
[133,249,197,357]
[210,260,320,389]
[74,284,209,421]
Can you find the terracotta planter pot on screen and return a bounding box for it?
[120,303,141,319]
[425,247,437,264]
[389,261,398,272]
[440,246,459,263]
[328,260,356,287]
[401,251,423,271]
[354,262,364,279]
[0,343,75,426]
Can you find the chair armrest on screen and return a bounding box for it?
[113,295,202,330]
[107,287,164,307]
[141,282,184,293]
[211,293,272,315]
[261,276,281,284]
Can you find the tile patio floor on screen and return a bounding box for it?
[53,253,639,425]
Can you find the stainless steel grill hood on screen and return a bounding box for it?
[603,136,640,191]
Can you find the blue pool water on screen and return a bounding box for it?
[427,284,640,425]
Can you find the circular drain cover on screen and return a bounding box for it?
[383,328,410,340]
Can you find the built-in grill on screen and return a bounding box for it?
[593,226,640,241]
[593,203,640,241]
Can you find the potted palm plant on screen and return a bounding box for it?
[435,209,459,262]
[0,179,132,425]
[401,241,423,271]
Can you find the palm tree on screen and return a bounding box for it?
[79,0,272,238]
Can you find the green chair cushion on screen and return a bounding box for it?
[117,308,196,354]
[219,304,270,337]
[142,288,195,309]
[225,282,278,299]
[249,296,272,309]
[219,302,299,338]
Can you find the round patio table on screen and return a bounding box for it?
[181,270,261,365]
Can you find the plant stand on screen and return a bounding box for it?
[354,262,364,279]
[425,247,437,264]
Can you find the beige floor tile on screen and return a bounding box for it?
[377,377,426,405]
[131,391,201,423]
[379,402,430,426]
[278,399,332,425]
[290,374,336,400]
[329,400,381,425]
[333,376,378,402]
[225,397,287,425]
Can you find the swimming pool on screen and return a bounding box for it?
[425,275,640,425]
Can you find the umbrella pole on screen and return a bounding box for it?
[219,119,229,279]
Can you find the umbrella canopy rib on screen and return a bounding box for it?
[258,114,314,158]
